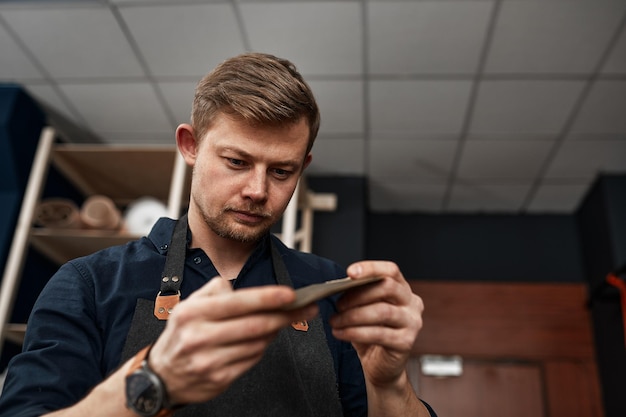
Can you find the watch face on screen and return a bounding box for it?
[126,370,163,416]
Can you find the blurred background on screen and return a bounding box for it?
[1,1,625,416]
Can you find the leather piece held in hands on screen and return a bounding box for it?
[282,276,383,310]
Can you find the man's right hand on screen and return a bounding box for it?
[147,277,319,405]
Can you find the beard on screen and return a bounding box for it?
[195,195,275,243]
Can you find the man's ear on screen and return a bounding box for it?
[176,124,198,167]
[302,153,312,172]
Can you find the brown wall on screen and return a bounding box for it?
[408,281,603,417]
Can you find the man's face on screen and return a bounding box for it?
[190,113,311,243]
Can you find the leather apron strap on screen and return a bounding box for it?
[121,216,343,417]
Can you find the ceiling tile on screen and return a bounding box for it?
[0,23,43,80]
[368,139,457,180]
[368,180,447,212]
[157,81,197,125]
[58,82,172,135]
[470,80,585,136]
[570,81,626,134]
[368,0,493,74]
[545,139,626,179]
[526,182,590,213]
[308,80,364,135]
[485,1,626,73]
[447,182,532,213]
[22,83,82,124]
[458,140,554,179]
[306,137,365,176]
[1,6,144,79]
[240,2,362,75]
[602,26,626,74]
[369,80,472,134]
[119,4,244,78]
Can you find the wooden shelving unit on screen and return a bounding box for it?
[0,128,189,356]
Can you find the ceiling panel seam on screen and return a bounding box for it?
[110,4,178,129]
[442,0,502,211]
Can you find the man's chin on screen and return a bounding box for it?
[216,225,270,243]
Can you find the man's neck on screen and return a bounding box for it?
[186,211,259,280]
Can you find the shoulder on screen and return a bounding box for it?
[66,216,174,276]
[44,217,175,303]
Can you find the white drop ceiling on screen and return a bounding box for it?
[1,0,625,214]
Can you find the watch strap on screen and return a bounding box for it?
[126,345,175,417]
[128,345,151,374]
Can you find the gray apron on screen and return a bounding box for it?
[120,215,344,417]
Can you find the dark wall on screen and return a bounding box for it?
[0,85,45,274]
[367,213,585,282]
[307,177,367,269]
[308,175,586,283]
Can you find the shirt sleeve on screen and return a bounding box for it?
[0,261,104,417]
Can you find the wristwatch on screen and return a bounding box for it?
[125,345,175,417]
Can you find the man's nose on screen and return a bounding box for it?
[242,169,268,202]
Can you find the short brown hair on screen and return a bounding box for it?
[191,52,320,154]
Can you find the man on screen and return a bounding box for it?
[0,53,436,417]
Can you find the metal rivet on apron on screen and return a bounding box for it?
[168,308,173,314]
[162,277,169,283]
[172,276,180,283]
[193,256,202,264]
[160,244,168,251]
[158,307,165,314]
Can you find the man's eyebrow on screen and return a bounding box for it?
[220,146,303,168]
[220,145,252,159]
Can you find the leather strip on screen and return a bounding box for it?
[154,214,188,320]
[160,214,188,294]
[271,244,308,332]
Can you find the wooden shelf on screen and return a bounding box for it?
[51,144,190,205]
[30,228,143,265]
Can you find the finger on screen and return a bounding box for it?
[347,261,405,283]
[332,324,419,353]
[187,303,319,347]
[330,302,406,330]
[179,284,298,321]
[337,275,413,311]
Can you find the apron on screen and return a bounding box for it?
[120,214,344,417]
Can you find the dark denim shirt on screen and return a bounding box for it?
[0,218,367,417]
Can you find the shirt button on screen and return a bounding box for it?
[193,256,202,264]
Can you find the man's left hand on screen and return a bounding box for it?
[329,261,424,388]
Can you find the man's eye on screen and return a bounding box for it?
[228,158,245,167]
[272,168,291,178]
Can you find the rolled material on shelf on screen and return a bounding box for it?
[124,197,169,236]
[80,195,122,230]
[34,198,82,229]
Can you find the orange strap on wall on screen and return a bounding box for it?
[606,272,626,349]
